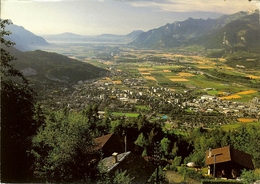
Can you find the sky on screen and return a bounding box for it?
[1,0,259,36]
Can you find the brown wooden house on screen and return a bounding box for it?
[205,146,254,179]
[94,133,124,158]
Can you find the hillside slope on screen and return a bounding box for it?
[9,47,109,89]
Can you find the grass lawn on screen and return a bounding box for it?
[221,121,260,131]
[112,112,140,117]
[135,105,150,111]
[165,170,200,184]
[154,74,173,83]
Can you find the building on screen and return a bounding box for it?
[94,133,124,158]
[205,146,254,179]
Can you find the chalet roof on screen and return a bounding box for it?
[205,146,254,170]
[94,133,113,150]
[100,151,131,172]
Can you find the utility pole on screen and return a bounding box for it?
[123,130,127,153]
[208,148,222,178]
[153,141,162,184]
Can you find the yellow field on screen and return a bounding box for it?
[138,67,155,71]
[170,78,189,82]
[112,80,122,85]
[219,94,242,100]
[166,76,181,78]
[104,61,113,65]
[223,66,234,70]
[219,58,226,62]
[179,72,194,77]
[138,68,148,71]
[141,72,151,75]
[237,90,257,95]
[144,76,157,81]
[247,75,260,79]
[163,70,171,73]
[237,118,259,123]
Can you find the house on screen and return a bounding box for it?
[205,146,254,179]
[94,133,124,158]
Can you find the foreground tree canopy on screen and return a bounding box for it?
[32,109,99,182]
[1,19,41,182]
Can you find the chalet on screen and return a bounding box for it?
[206,146,254,179]
[94,133,124,158]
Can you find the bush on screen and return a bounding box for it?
[148,167,168,184]
[178,166,205,181]
[240,169,260,184]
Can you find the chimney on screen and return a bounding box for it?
[112,152,118,163]
[208,148,212,158]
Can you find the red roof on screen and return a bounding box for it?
[205,146,254,170]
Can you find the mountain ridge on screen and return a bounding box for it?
[5,24,49,52]
[130,10,259,50]
[8,47,109,92]
[42,30,144,44]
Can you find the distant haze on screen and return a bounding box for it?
[1,0,259,36]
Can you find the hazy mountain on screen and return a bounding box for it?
[42,30,143,44]
[130,11,254,49]
[8,47,108,90]
[5,24,49,52]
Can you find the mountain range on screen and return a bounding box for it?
[130,10,260,51]
[41,30,144,44]
[6,10,259,52]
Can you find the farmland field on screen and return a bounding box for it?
[83,47,259,102]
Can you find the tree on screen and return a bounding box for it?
[160,137,171,157]
[1,19,40,182]
[112,170,135,184]
[240,169,260,184]
[32,110,99,183]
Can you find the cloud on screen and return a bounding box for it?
[127,0,258,14]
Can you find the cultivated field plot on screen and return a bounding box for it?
[112,80,122,85]
[219,90,258,101]
[144,76,157,81]
[154,74,173,83]
[169,78,189,82]
[179,72,195,77]
[187,75,223,89]
[247,75,260,79]
[237,118,259,123]
[219,94,242,100]
[237,90,257,95]
[197,66,214,69]
[163,70,171,73]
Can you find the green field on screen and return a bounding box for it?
[221,121,260,131]
[112,112,140,117]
